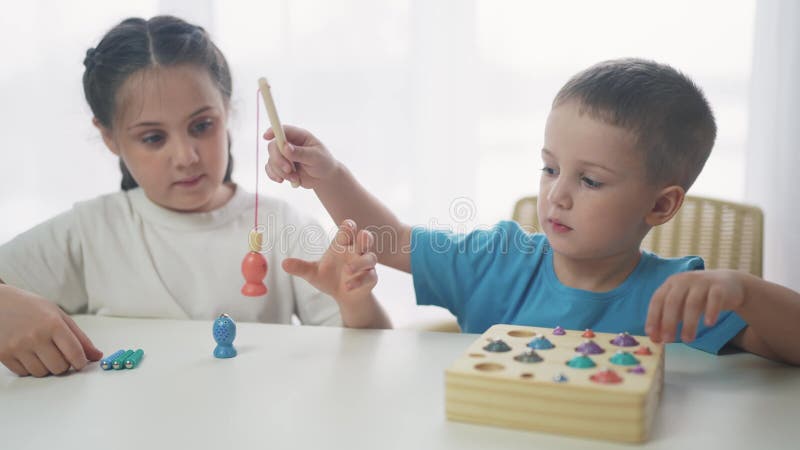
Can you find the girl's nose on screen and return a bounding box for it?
[172,136,200,167]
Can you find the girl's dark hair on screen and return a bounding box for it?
[82,15,234,191]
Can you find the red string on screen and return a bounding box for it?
[255,88,260,230]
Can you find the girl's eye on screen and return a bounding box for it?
[142,133,164,145]
[191,119,213,135]
[581,176,603,188]
[541,166,557,176]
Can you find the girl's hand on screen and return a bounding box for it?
[264,125,339,189]
[0,285,103,377]
[645,269,747,343]
[281,219,378,307]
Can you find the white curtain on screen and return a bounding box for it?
[0,0,759,326]
[746,0,800,290]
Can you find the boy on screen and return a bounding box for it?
[267,58,800,364]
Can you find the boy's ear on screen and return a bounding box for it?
[93,117,119,156]
[645,185,685,226]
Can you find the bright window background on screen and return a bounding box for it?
[0,0,755,327]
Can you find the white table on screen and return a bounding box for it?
[1,316,798,449]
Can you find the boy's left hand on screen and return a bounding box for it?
[281,219,378,306]
[645,269,746,343]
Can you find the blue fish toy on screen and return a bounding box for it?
[213,313,237,359]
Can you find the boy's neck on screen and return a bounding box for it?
[551,249,642,293]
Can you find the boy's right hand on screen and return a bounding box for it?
[264,125,338,189]
[0,284,103,377]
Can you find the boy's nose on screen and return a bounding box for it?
[547,178,572,209]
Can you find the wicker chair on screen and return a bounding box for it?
[512,195,764,276]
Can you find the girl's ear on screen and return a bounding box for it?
[645,185,685,227]
[93,118,119,155]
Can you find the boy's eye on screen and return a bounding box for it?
[541,166,557,176]
[142,133,164,145]
[581,176,603,188]
[191,119,213,135]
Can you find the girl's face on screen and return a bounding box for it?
[98,64,233,212]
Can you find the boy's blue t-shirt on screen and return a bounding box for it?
[410,221,747,354]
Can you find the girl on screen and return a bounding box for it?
[0,15,389,378]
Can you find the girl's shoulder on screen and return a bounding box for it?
[68,187,325,232]
[72,190,135,217]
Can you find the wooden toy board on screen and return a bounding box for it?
[445,324,664,443]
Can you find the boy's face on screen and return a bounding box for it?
[100,64,232,212]
[538,100,659,260]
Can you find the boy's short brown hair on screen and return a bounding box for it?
[553,58,716,190]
